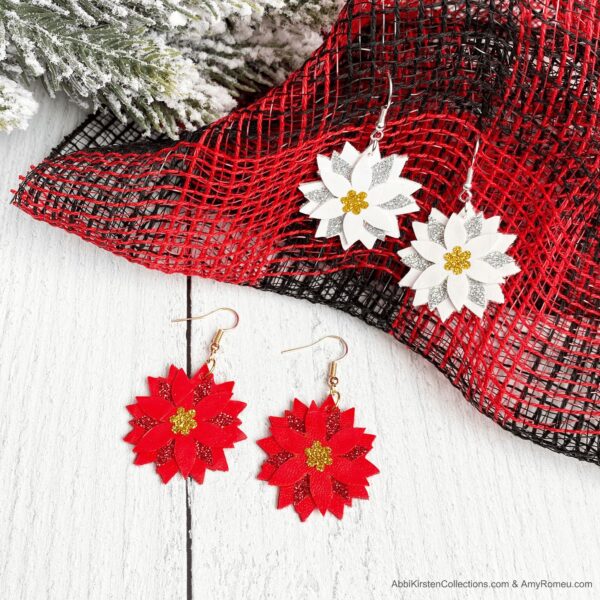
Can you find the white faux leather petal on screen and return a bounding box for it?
[368,181,406,205]
[413,288,429,306]
[350,151,373,191]
[468,259,505,283]
[412,220,429,239]
[399,268,422,287]
[342,212,363,248]
[446,273,468,310]
[389,154,408,179]
[411,240,447,263]
[318,156,350,197]
[444,213,467,248]
[364,206,399,236]
[395,177,422,196]
[485,283,505,304]
[340,142,361,165]
[494,233,517,253]
[436,298,456,321]
[311,198,344,219]
[413,263,448,289]
[464,233,503,258]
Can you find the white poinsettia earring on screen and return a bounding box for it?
[298,72,421,250]
[398,139,520,321]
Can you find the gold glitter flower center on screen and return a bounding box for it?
[444,246,472,275]
[170,407,197,435]
[341,189,369,215]
[304,440,333,472]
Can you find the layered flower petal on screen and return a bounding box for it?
[364,206,399,236]
[174,436,197,478]
[257,395,377,521]
[300,142,421,249]
[444,213,467,248]
[447,274,469,310]
[399,203,520,320]
[310,470,333,515]
[125,363,246,484]
[269,457,308,486]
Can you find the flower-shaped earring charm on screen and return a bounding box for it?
[298,71,421,249]
[257,336,378,521]
[398,140,520,320]
[125,308,246,483]
[299,142,421,249]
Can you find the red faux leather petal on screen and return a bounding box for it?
[123,428,144,444]
[192,421,240,447]
[174,435,197,478]
[127,403,143,418]
[208,447,229,471]
[194,396,229,420]
[133,451,155,465]
[295,496,316,522]
[210,381,234,397]
[156,460,178,483]
[126,364,245,483]
[137,395,174,421]
[292,399,308,418]
[258,462,277,481]
[134,422,173,453]
[257,436,282,455]
[224,400,246,416]
[190,460,206,484]
[271,426,307,454]
[305,406,327,440]
[269,456,308,486]
[277,485,295,509]
[171,370,195,407]
[328,427,366,455]
[340,408,355,429]
[257,395,377,520]
[309,470,333,515]
[328,492,346,519]
[329,457,369,486]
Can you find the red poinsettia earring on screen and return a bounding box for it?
[258,335,379,521]
[125,307,246,484]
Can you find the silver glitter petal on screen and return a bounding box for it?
[304,187,334,204]
[331,152,352,180]
[427,220,445,244]
[464,214,483,239]
[402,252,432,271]
[380,194,411,210]
[428,280,448,310]
[364,222,387,240]
[326,216,344,237]
[467,279,486,307]
[483,251,513,268]
[371,156,394,186]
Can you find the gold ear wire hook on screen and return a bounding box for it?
[172,307,239,372]
[282,335,348,405]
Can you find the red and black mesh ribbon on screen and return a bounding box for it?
[11,1,600,464]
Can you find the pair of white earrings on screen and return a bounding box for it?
[298,73,520,322]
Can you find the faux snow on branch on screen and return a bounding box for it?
[0,0,342,135]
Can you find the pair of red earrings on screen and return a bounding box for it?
[124,308,378,521]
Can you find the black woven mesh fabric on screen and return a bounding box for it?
[13,0,600,466]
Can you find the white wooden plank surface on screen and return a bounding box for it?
[0,92,187,599]
[189,281,600,600]
[1,94,599,600]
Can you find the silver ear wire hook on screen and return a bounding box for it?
[459,137,480,205]
[367,69,394,155]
